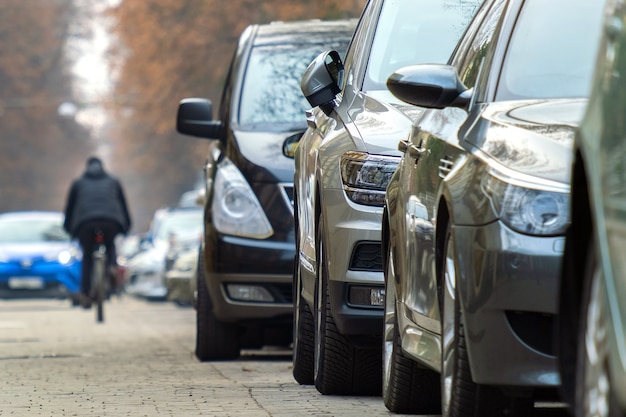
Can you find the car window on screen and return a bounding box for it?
[342,0,377,91]
[363,0,481,92]
[496,0,605,100]
[153,211,203,242]
[238,41,350,129]
[454,0,506,90]
[0,218,69,243]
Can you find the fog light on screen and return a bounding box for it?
[348,286,385,308]
[226,284,274,302]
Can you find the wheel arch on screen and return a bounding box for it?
[558,147,592,405]
[434,198,451,317]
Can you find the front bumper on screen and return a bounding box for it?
[203,232,295,325]
[454,221,563,387]
[0,261,81,295]
[322,189,385,337]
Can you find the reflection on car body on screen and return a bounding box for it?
[292,0,482,396]
[382,0,606,415]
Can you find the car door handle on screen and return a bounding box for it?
[408,144,429,160]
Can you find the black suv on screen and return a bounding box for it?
[176,19,356,360]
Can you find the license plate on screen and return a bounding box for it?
[8,277,44,290]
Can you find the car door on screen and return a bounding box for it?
[399,0,507,324]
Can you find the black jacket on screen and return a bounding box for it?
[63,159,131,237]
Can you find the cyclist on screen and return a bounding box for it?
[63,156,132,308]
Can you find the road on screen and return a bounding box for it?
[0,296,570,416]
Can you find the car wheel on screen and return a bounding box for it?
[313,212,382,395]
[292,254,315,385]
[440,224,532,417]
[195,253,240,361]
[576,242,622,417]
[382,242,440,413]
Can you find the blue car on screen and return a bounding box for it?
[0,211,82,298]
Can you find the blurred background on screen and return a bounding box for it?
[0,0,365,232]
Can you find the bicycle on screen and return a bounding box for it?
[90,229,109,323]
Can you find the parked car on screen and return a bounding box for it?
[175,19,357,360]
[125,207,202,300]
[382,0,606,414]
[0,211,81,299]
[292,0,481,396]
[557,0,626,415]
[165,246,198,306]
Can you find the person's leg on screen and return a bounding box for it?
[101,221,122,292]
[77,224,95,296]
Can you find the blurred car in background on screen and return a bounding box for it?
[115,233,145,287]
[176,18,357,361]
[165,246,198,306]
[0,211,81,300]
[382,0,605,414]
[292,0,481,396]
[125,206,202,300]
[557,0,626,415]
[178,188,203,208]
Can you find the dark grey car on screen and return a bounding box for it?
[382,0,605,415]
[558,0,626,415]
[175,19,356,360]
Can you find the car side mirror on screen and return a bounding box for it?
[300,50,344,115]
[387,64,472,110]
[282,131,305,159]
[176,98,223,140]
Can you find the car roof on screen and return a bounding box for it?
[0,211,63,222]
[252,19,358,46]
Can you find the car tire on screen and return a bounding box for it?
[195,253,240,361]
[313,212,382,396]
[440,224,533,417]
[383,242,440,414]
[293,256,315,385]
[576,242,623,417]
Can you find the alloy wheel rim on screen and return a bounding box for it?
[383,246,396,396]
[583,264,609,417]
[441,233,456,416]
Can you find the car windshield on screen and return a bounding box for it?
[0,217,69,243]
[364,0,481,91]
[153,211,203,242]
[238,41,349,129]
[496,0,605,100]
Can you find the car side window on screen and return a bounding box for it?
[453,0,507,90]
[341,0,377,92]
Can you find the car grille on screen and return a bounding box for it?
[349,242,383,272]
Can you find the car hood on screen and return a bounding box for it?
[232,129,301,183]
[468,99,586,185]
[0,242,74,260]
[350,89,424,156]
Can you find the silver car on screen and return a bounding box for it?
[293,0,481,395]
[558,0,626,415]
[382,0,606,415]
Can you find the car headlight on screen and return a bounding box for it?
[340,151,400,207]
[57,250,76,265]
[212,158,274,238]
[482,172,569,236]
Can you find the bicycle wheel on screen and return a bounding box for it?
[92,248,106,323]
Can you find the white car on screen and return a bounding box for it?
[125,207,202,300]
